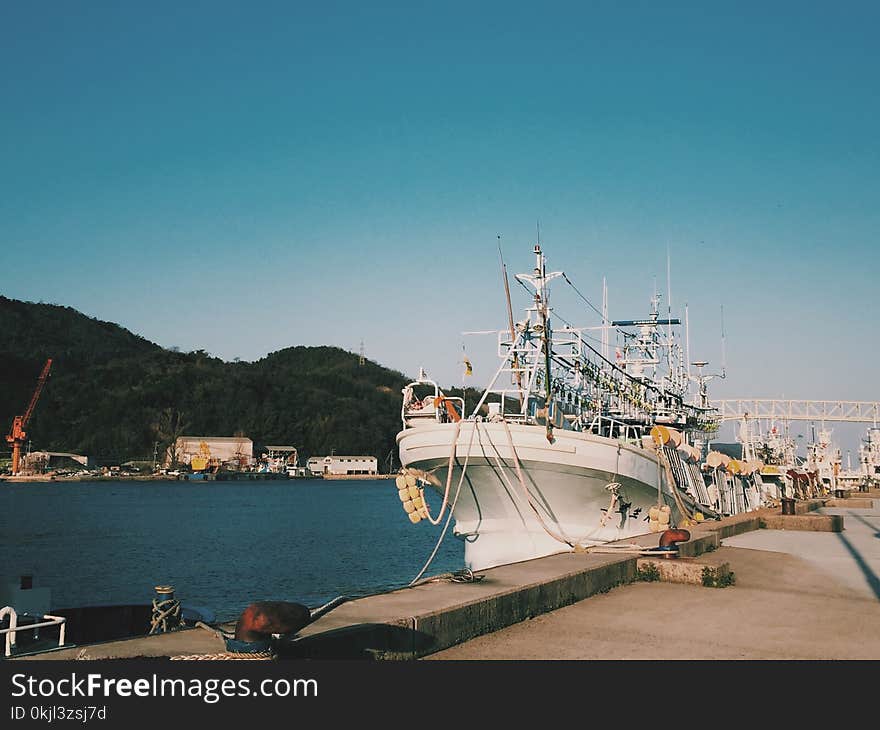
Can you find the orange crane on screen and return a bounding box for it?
[6,358,52,475]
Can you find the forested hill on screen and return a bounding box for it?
[0,295,436,468]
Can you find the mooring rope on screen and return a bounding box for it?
[497,420,625,547]
[421,419,464,526]
[498,418,575,546]
[409,420,477,585]
[171,651,275,661]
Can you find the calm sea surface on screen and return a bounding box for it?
[0,479,465,621]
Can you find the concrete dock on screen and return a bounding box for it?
[430,495,880,659]
[16,490,880,661]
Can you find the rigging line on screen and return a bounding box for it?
[548,310,605,344]
[578,331,690,401]
[518,272,606,344]
[551,309,575,328]
[517,270,608,343]
[515,268,690,404]
[562,272,606,320]
[515,275,534,299]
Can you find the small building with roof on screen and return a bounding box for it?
[22,451,89,472]
[260,445,301,474]
[306,455,377,476]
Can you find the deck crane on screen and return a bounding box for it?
[6,358,52,475]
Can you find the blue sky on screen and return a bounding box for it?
[2,2,878,451]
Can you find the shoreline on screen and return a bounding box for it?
[0,474,172,483]
[0,473,400,483]
[319,473,397,480]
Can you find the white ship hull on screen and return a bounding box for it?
[397,421,676,570]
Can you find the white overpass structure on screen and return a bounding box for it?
[711,399,880,424]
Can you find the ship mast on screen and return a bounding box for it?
[536,245,555,442]
[515,243,563,441]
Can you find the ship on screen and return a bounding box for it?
[804,426,843,493]
[858,426,880,487]
[733,416,802,501]
[396,244,720,570]
[735,416,847,501]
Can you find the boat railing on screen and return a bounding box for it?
[586,414,644,445]
[401,372,467,427]
[481,388,530,422]
[0,606,67,657]
[401,373,441,427]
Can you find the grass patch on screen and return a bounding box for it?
[701,566,736,588]
[636,563,661,582]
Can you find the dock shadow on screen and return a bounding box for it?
[274,622,436,660]
[848,513,880,537]
[834,530,880,601]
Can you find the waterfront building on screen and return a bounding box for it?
[169,436,253,469]
[307,455,378,476]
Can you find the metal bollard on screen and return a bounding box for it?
[149,585,181,634]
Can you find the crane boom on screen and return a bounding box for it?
[5,358,52,475]
[22,359,52,428]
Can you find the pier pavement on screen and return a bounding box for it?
[429,494,880,659]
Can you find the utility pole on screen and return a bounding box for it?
[385,449,395,474]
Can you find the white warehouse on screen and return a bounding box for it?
[307,455,377,476]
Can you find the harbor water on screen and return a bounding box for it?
[0,479,465,621]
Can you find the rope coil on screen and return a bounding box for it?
[149,596,181,635]
[170,651,275,661]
